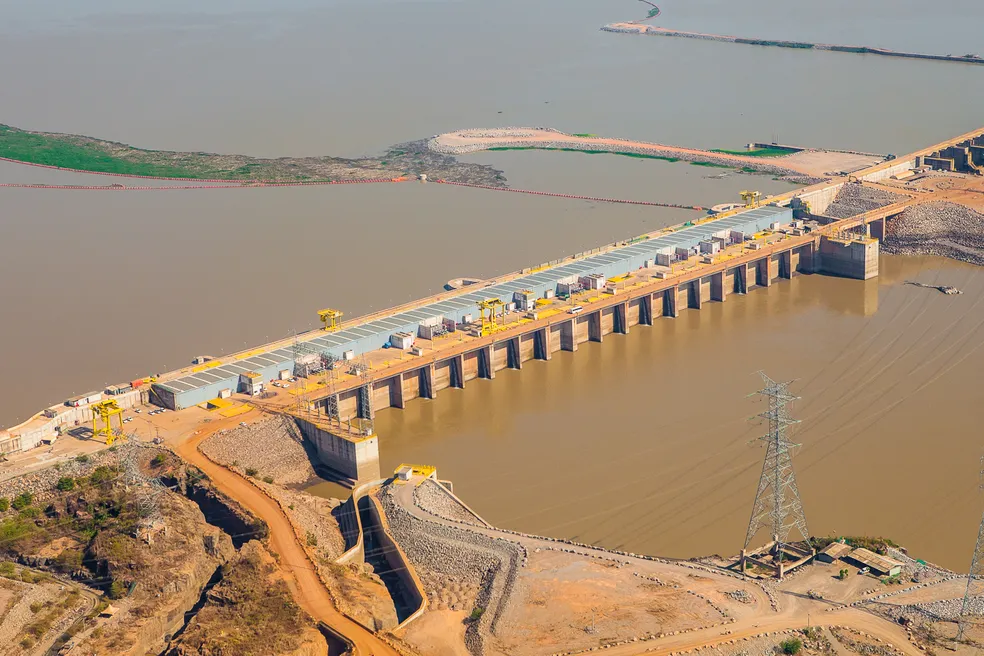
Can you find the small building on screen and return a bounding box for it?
[67,392,102,407]
[816,541,853,563]
[390,332,415,350]
[106,383,133,396]
[513,290,536,312]
[844,547,904,577]
[238,371,264,396]
[396,465,413,482]
[579,273,607,290]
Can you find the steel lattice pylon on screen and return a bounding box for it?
[118,438,167,525]
[957,461,984,641]
[744,373,810,556]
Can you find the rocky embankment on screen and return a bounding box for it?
[201,416,347,558]
[380,485,524,656]
[882,201,984,266]
[414,479,485,527]
[429,127,821,184]
[823,184,908,218]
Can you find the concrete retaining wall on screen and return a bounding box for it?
[366,494,427,629]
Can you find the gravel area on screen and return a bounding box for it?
[200,416,313,486]
[882,201,984,265]
[414,480,484,527]
[0,449,120,507]
[823,184,908,219]
[380,485,524,656]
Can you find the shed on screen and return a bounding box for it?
[845,547,904,577]
[817,541,852,563]
[396,466,413,482]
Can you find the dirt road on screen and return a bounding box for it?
[175,412,399,656]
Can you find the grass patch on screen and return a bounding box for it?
[571,133,598,138]
[486,146,679,162]
[0,125,208,178]
[711,146,792,158]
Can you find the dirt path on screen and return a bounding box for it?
[175,413,399,656]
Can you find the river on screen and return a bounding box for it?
[2,0,983,568]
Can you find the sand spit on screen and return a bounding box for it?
[428,127,820,182]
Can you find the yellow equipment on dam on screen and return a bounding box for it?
[740,190,761,207]
[478,298,507,337]
[91,399,125,445]
[318,308,343,332]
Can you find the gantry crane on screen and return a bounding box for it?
[318,308,343,332]
[478,298,506,337]
[740,190,761,208]
[91,399,125,445]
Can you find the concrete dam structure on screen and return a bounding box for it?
[150,199,888,483]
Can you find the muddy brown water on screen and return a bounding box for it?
[4,0,984,570]
[355,256,984,572]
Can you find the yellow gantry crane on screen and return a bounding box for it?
[91,399,125,445]
[478,298,506,337]
[318,308,343,332]
[740,190,761,207]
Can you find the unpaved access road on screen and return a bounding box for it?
[175,411,400,656]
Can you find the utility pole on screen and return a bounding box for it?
[742,372,810,578]
[957,457,984,641]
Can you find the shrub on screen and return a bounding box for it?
[151,454,166,467]
[108,580,127,600]
[263,476,274,484]
[76,454,90,464]
[306,532,318,547]
[19,507,40,519]
[469,606,485,621]
[780,638,803,655]
[30,601,42,613]
[245,468,258,477]
[56,476,76,491]
[0,498,8,512]
[11,492,33,510]
[20,637,34,650]
[0,561,15,577]
[90,466,114,485]
[838,569,849,580]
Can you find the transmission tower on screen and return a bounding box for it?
[353,354,375,436]
[957,457,984,641]
[118,438,167,526]
[321,352,340,425]
[743,373,810,563]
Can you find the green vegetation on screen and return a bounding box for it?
[57,476,76,491]
[838,568,849,580]
[780,637,803,655]
[486,145,680,162]
[0,124,215,179]
[245,468,258,478]
[75,454,89,464]
[306,532,318,547]
[262,476,274,484]
[571,133,598,137]
[0,498,8,512]
[11,492,33,511]
[469,606,485,621]
[151,454,166,467]
[690,161,733,168]
[711,146,792,158]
